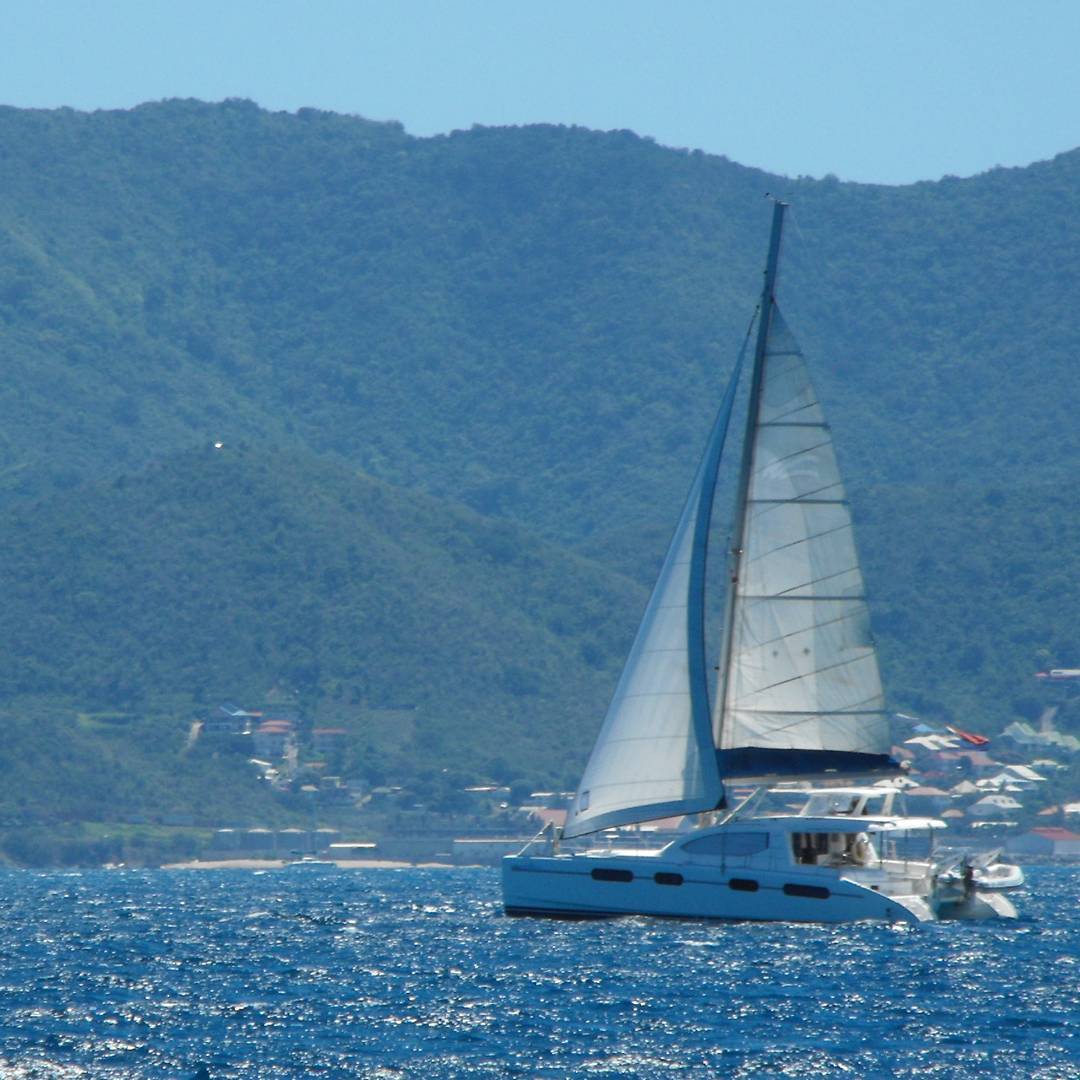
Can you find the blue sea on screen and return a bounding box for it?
[0,866,1075,1079]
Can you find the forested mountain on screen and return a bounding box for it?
[0,445,644,843]
[1,100,1077,831]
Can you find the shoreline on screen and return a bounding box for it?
[160,858,471,870]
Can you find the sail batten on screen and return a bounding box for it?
[714,300,891,772]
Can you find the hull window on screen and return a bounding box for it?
[683,832,769,857]
[654,872,683,886]
[783,883,830,900]
[729,878,759,892]
[591,867,634,883]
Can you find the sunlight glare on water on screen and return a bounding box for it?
[0,867,1075,1078]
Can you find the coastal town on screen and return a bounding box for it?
[184,700,1080,868]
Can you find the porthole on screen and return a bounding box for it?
[591,867,633,883]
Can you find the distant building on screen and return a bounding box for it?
[253,719,293,759]
[1006,827,1080,858]
[204,705,260,736]
[526,807,568,831]
[968,794,1024,818]
[903,787,952,814]
[1002,722,1080,755]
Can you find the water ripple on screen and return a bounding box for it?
[0,867,1075,1077]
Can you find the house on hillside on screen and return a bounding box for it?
[968,794,1023,818]
[903,786,952,814]
[1002,721,1080,755]
[253,719,293,759]
[936,749,998,778]
[204,704,261,736]
[1006,826,1080,858]
[1004,764,1047,785]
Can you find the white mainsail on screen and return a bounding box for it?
[714,308,890,768]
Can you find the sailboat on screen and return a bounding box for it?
[502,203,1017,924]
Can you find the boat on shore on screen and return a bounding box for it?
[502,202,1017,924]
[281,855,339,872]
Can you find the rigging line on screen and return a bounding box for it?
[750,499,848,506]
[734,710,887,739]
[763,353,802,376]
[735,703,886,716]
[733,708,886,721]
[759,403,824,424]
[765,565,862,597]
[761,358,805,385]
[737,594,866,602]
[768,479,846,502]
[752,437,834,470]
[748,501,846,528]
[747,481,848,521]
[733,706,886,736]
[737,607,868,650]
[743,651,878,697]
[759,422,830,429]
[745,520,852,562]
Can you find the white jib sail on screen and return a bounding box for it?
[716,309,889,759]
[561,341,750,840]
[563,473,712,838]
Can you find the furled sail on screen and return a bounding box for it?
[714,308,893,777]
[562,352,746,839]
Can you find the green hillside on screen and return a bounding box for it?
[0,100,1078,842]
[0,444,644,793]
[5,102,1079,535]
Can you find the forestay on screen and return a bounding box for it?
[714,309,890,770]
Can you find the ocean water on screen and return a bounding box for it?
[0,866,1075,1079]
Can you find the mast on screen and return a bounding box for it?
[713,200,786,751]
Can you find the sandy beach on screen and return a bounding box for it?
[161,858,465,870]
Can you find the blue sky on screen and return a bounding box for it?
[4,0,1077,185]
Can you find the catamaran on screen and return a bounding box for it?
[502,202,1017,924]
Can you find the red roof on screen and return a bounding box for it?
[946,725,991,746]
[1031,827,1080,841]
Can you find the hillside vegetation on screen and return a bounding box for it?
[0,100,1077,836]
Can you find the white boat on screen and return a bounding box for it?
[502,203,1017,924]
[974,861,1025,890]
[282,855,339,872]
[941,847,1026,890]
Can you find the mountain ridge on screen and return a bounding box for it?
[0,100,1077,833]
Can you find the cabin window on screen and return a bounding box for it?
[654,872,683,886]
[728,878,759,892]
[792,831,876,867]
[783,883,830,900]
[793,832,830,864]
[591,867,633,883]
[683,832,769,857]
